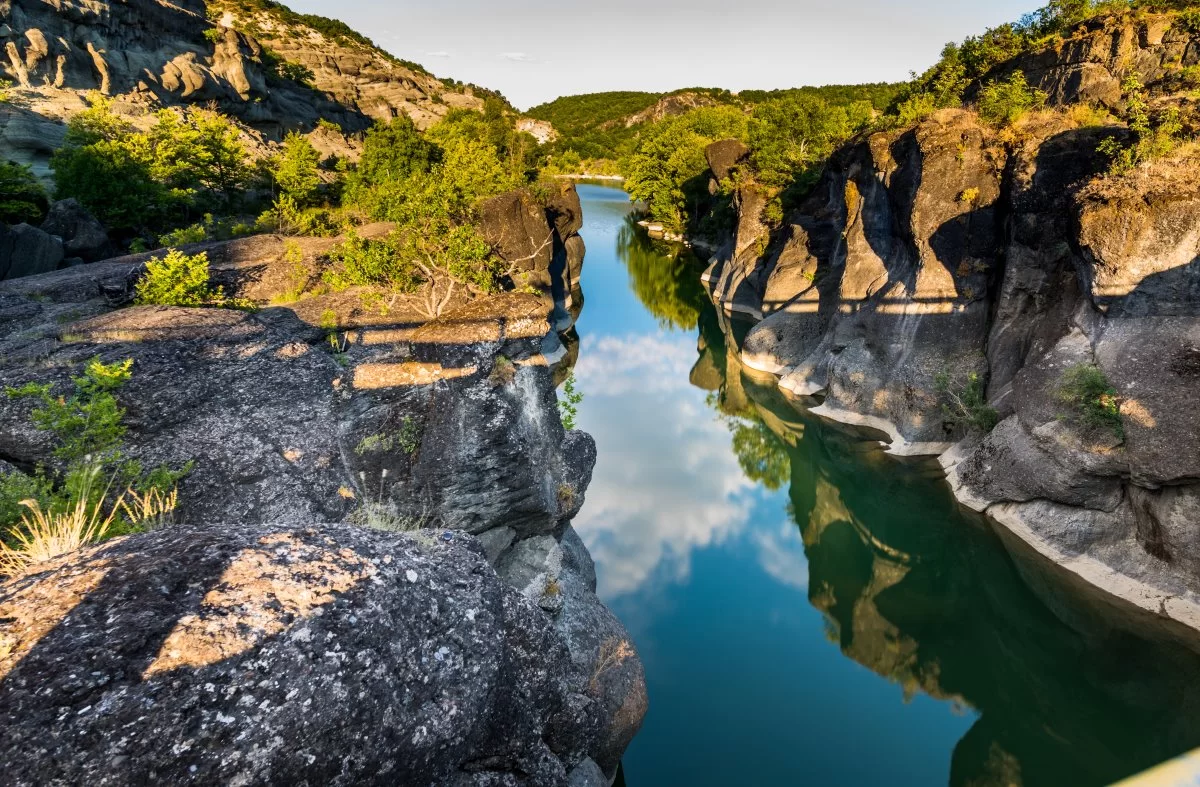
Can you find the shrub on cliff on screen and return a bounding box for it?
[978,72,1048,126]
[135,250,251,309]
[1057,363,1124,438]
[1097,73,1184,175]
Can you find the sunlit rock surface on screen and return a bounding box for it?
[0,522,631,785]
[695,18,1200,630]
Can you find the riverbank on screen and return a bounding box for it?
[0,184,646,784]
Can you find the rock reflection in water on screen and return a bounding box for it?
[699,303,1200,787]
[574,187,1200,786]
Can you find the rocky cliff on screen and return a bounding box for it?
[0,183,643,783]
[0,0,483,175]
[698,14,1200,635]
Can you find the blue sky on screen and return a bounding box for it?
[285,0,1042,109]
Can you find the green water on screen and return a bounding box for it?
[569,183,1200,787]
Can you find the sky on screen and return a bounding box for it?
[285,0,1042,110]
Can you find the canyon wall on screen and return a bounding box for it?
[700,14,1200,634]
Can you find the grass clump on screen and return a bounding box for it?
[935,370,1000,433]
[0,464,120,575]
[1,359,190,574]
[1057,363,1124,439]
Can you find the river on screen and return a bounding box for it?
[567,183,1200,787]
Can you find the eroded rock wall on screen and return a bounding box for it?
[698,62,1200,628]
[0,0,482,174]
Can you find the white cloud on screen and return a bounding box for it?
[425,51,452,58]
[501,52,534,62]
[572,333,758,597]
[573,333,697,398]
[753,521,810,591]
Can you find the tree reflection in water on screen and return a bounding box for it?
[618,218,1200,787]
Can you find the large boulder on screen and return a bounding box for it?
[0,222,63,280]
[40,198,111,262]
[0,522,622,785]
[704,139,750,184]
[478,189,555,278]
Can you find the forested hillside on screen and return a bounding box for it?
[526,84,900,176]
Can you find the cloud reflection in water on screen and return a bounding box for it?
[572,332,774,598]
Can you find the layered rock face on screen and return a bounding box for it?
[0,0,480,173]
[0,184,645,781]
[699,15,1200,631]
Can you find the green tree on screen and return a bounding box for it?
[272,132,323,205]
[345,115,440,209]
[0,161,49,225]
[625,105,748,232]
[147,109,251,199]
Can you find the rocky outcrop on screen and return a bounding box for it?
[0,221,63,280]
[39,198,111,262]
[480,183,586,329]
[0,522,631,784]
[0,0,483,173]
[0,183,645,780]
[696,98,1200,628]
[622,91,721,128]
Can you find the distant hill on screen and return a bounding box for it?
[527,83,903,174]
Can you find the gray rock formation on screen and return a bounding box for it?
[40,198,111,262]
[0,183,646,778]
[0,221,63,280]
[695,34,1200,630]
[0,522,625,785]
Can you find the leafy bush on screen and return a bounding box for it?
[935,370,1000,433]
[135,250,250,309]
[978,72,1048,126]
[558,374,583,430]
[324,232,419,292]
[158,222,208,247]
[7,358,132,465]
[1057,363,1124,438]
[1098,72,1184,174]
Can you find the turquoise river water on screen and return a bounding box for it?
[567,183,1200,787]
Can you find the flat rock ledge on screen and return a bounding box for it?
[0,522,642,786]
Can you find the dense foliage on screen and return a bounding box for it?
[0,161,48,225]
[533,84,900,178]
[51,97,252,234]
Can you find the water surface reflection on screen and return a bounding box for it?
[570,184,1200,787]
